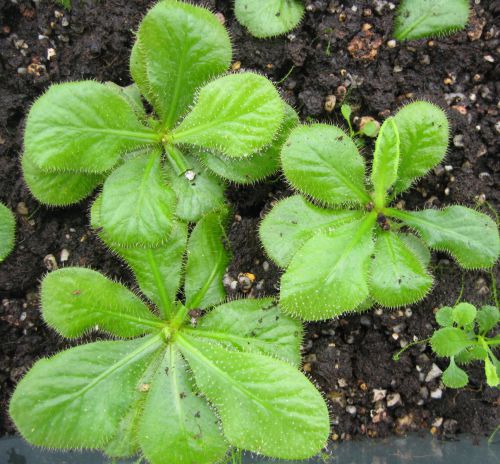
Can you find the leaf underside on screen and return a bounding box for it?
[0,203,15,262]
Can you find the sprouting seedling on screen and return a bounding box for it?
[234,0,305,38]
[9,206,330,464]
[430,303,499,388]
[260,101,500,321]
[0,202,15,263]
[23,0,296,247]
[340,103,379,141]
[394,0,470,41]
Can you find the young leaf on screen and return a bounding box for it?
[281,124,370,205]
[190,298,303,366]
[234,0,305,38]
[484,357,499,387]
[172,72,284,158]
[105,82,147,122]
[0,203,15,262]
[477,305,499,335]
[177,334,329,460]
[394,0,470,41]
[392,101,449,194]
[9,336,164,448]
[99,150,176,247]
[369,231,433,307]
[184,209,230,309]
[435,306,454,327]
[24,81,157,173]
[259,194,363,268]
[388,206,500,269]
[280,215,376,320]
[371,117,400,208]
[138,348,227,464]
[442,357,469,388]
[452,302,477,327]
[454,345,487,364]
[41,268,163,338]
[430,327,472,357]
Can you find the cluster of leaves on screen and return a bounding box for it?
[260,101,500,321]
[23,0,297,247]
[394,0,470,41]
[431,303,499,388]
[234,0,304,38]
[0,203,15,262]
[10,207,330,463]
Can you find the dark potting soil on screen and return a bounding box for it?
[0,0,499,446]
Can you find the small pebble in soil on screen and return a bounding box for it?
[16,202,28,215]
[43,254,58,271]
[372,389,387,402]
[237,272,255,293]
[425,363,443,382]
[324,94,336,113]
[386,393,402,407]
[338,378,348,388]
[346,405,357,415]
[60,249,69,262]
[453,135,465,147]
[430,388,443,399]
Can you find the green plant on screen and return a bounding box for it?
[431,302,499,388]
[23,0,294,246]
[394,0,470,41]
[234,0,305,38]
[0,202,15,262]
[260,101,500,320]
[9,207,330,463]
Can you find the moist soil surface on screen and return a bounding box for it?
[0,0,499,448]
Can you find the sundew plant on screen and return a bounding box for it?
[22,0,296,246]
[9,206,330,463]
[260,101,500,321]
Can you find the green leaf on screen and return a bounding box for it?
[133,0,232,126]
[452,302,477,327]
[442,358,469,388]
[185,209,230,309]
[435,306,454,327]
[0,203,15,262]
[401,233,431,267]
[477,305,499,335]
[234,0,305,38]
[177,335,329,460]
[105,82,147,122]
[485,357,499,387]
[172,72,284,158]
[392,101,449,194]
[100,150,176,247]
[24,81,157,173]
[41,268,163,338]
[9,336,163,448]
[388,206,500,269]
[281,124,370,205]
[259,195,363,268]
[201,104,299,184]
[190,298,303,366]
[454,345,487,364]
[341,104,352,124]
[430,327,472,357]
[394,0,470,41]
[280,214,376,320]
[22,151,103,206]
[369,231,433,307]
[371,117,400,208]
[138,347,227,464]
[165,154,226,223]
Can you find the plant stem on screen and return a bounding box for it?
[164,144,191,175]
[393,337,430,361]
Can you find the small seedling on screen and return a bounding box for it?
[394,0,470,41]
[431,303,499,388]
[0,203,15,262]
[23,0,294,246]
[260,101,500,320]
[9,208,330,463]
[234,0,304,38]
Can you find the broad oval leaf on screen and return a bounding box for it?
[452,302,477,327]
[9,336,163,448]
[138,348,227,464]
[442,358,469,389]
[435,306,454,327]
[24,81,157,173]
[281,124,370,205]
[430,327,472,357]
[392,101,449,194]
[177,335,329,460]
[477,305,499,335]
[133,0,232,126]
[100,151,176,247]
[388,206,500,269]
[41,268,162,338]
[280,215,376,320]
[172,72,284,158]
[0,203,15,262]
[369,231,433,307]
[234,0,304,38]
[259,194,363,268]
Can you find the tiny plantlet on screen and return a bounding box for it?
[9,207,330,463]
[234,0,305,38]
[0,203,15,262]
[431,303,499,388]
[260,101,500,320]
[394,0,470,41]
[23,0,295,246]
